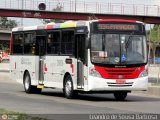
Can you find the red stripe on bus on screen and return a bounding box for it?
[46,25,53,29]
[94,65,145,79]
[44,63,48,72]
[98,19,136,23]
[70,64,74,73]
[14,62,16,70]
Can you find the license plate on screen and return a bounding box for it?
[116,80,126,84]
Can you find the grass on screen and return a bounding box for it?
[0,108,47,120]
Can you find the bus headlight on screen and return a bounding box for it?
[89,68,102,78]
[138,66,148,78]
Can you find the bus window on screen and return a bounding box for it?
[47,31,60,54]
[12,33,23,54]
[75,34,86,63]
[61,30,74,55]
[36,36,46,56]
[24,32,36,55]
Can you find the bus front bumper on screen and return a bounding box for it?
[87,76,148,91]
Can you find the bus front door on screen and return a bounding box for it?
[76,34,86,89]
[36,36,46,85]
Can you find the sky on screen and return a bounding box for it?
[8,0,160,27]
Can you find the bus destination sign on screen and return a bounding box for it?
[98,24,138,31]
[93,22,141,32]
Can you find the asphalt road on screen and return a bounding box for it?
[0,72,160,120]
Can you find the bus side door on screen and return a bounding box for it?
[76,34,87,89]
[36,35,46,84]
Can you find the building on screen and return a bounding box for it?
[0,30,11,51]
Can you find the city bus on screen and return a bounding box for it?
[10,19,148,100]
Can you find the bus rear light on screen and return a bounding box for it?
[89,68,102,78]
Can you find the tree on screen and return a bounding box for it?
[0,17,18,30]
[43,3,64,24]
[0,17,18,53]
[148,24,160,64]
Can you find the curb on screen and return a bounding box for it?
[131,85,160,97]
[0,70,10,72]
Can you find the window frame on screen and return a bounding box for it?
[12,32,24,55]
[46,30,61,55]
[46,28,75,56]
[23,32,36,55]
[61,29,75,56]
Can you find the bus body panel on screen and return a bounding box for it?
[10,55,39,86]
[43,56,77,89]
[43,55,89,90]
[43,56,54,87]
[83,65,89,91]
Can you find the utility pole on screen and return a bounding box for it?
[148,24,152,64]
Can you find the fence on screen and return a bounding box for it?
[0,0,160,16]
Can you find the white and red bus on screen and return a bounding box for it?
[10,19,148,100]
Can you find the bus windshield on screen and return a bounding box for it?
[91,33,147,65]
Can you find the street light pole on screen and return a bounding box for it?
[21,0,24,26]
[75,0,77,12]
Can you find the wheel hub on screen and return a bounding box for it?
[65,80,72,95]
[25,76,30,90]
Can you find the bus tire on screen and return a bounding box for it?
[23,72,42,94]
[113,91,128,101]
[64,75,77,99]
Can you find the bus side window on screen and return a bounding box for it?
[47,31,60,54]
[75,34,86,63]
[12,33,23,54]
[61,30,74,55]
[24,32,36,55]
[35,36,46,56]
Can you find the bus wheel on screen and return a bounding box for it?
[64,75,77,99]
[113,91,128,101]
[23,72,42,94]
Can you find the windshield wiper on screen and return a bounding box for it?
[125,32,134,48]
